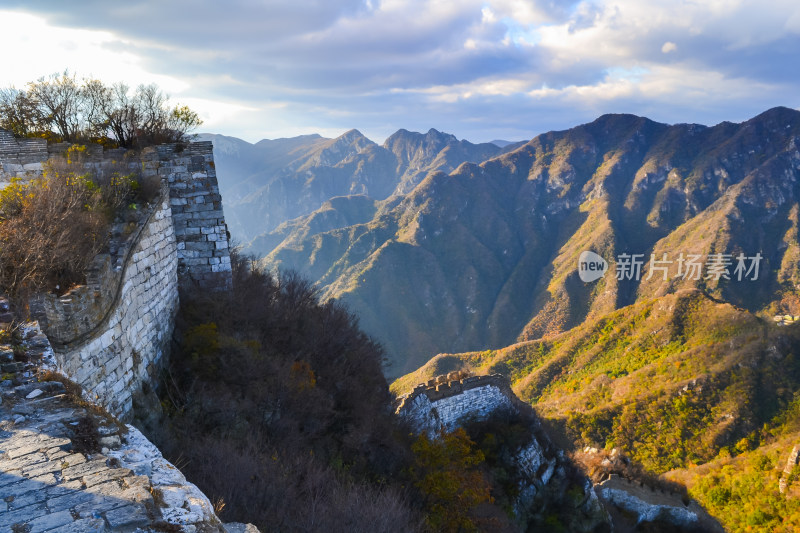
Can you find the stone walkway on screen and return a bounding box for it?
[0,312,257,533]
[0,400,153,533]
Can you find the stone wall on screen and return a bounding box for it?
[0,129,48,170]
[30,206,155,346]
[0,129,124,183]
[397,373,515,434]
[50,195,179,419]
[144,142,232,290]
[0,131,233,419]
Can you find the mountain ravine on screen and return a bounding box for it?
[222,108,800,377]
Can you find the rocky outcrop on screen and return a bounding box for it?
[0,320,222,532]
[779,444,800,494]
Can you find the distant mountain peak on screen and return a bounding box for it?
[255,106,800,376]
[588,112,657,130]
[747,106,800,125]
[425,128,457,142]
[339,128,368,141]
[254,133,322,146]
[490,139,514,148]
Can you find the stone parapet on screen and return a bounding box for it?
[142,142,232,290]
[0,133,234,418]
[396,372,515,434]
[48,195,179,419]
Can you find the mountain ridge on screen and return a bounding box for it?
[205,127,515,250]
[257,107,800,376]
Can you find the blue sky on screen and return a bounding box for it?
[0,0,799,144]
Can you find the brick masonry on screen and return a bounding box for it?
[148,142,232,290]
[53,196,178,419]
[396,373,515,434]
[0,129,125,182]
[0,131,233,419]
[0,134,258,531]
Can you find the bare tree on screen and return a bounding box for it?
[0,73,202,148]
[84,80,139,146]
[130,84,201,147]
[0,88,41,137]
[26,71,85,141]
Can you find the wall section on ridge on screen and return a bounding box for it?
[53,194,179,419]
[0,131,233,420]
[149,142,232,290]
[397,374,516,434]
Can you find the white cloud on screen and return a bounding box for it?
[1,1,799,143]
[0,11,186,93]
[178,97,259,130]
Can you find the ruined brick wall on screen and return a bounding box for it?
[30,205,156,345]
[148,142,232,290]
[0,129,126,183]
[0,131,233,419]
[0,129,48,173]
[51,195,179,419]
[396,374,515,434]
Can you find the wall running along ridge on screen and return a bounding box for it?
[396,373,516,434]
[154,142,232,289]
[50,195,179,418]
[0,132,232,420]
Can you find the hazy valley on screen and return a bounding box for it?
[199,108,800,530]
[213,107,800,377]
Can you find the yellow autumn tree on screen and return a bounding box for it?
[410,427,494,532]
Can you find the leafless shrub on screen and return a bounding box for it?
[166,432,423,533]
[0,148,139,306]
[148,250,424,532]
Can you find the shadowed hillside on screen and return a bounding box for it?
[393,288,800,529]
[260,108,800,376]
[202,128,510,248]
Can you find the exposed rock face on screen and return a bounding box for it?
[0,317,233,532]
[780,444,800,494]
[108,426,222,529]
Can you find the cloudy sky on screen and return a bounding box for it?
[0,0,799,144]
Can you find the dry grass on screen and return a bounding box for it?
[0,148,140,307]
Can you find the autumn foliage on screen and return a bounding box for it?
[0,146,142,301]
[410,427,494,532]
